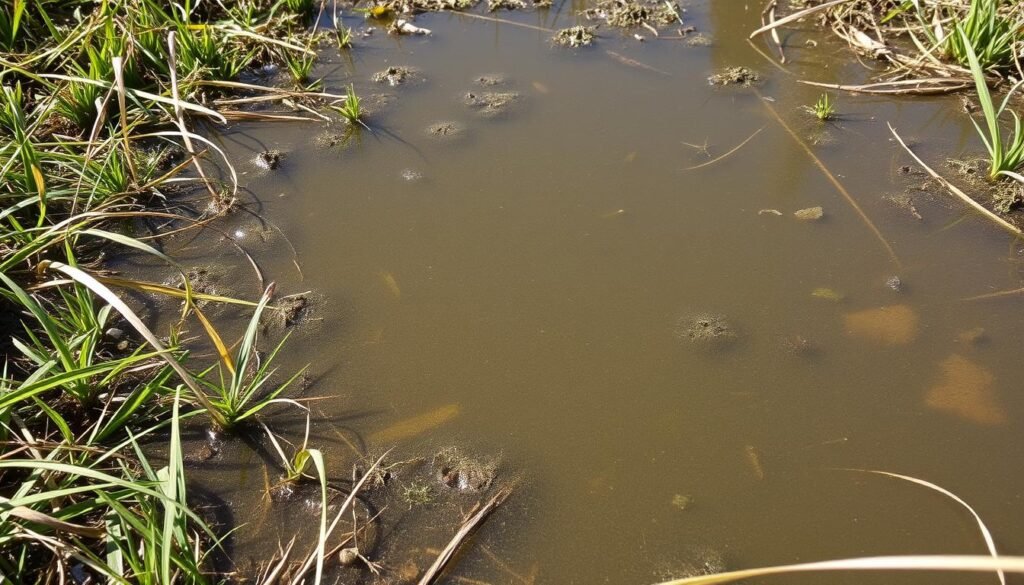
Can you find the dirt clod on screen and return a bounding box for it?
[255,149,281,170]
[554,26,596,48]
[432,448,496,493]
[427,120,465,138]
[675,313,737,345]
[372,65,419,87]
[464,91,520,116]
[707,66,759,86]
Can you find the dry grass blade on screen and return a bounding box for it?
[888,122,1021,235]
[761,0,785,64]
[288,450,392,584]
[2,501,105,539]
[684,126,765,171]
[167,32,220,202]
[800,79,971,95]
[749,0,854,39]
[652,556,1024,585]
[834,468,1004,585]
[417,485,514,585]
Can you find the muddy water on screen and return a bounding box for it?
[189,1,1024,583]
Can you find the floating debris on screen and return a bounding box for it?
[380,271,401,299]
[794,206,824,221]
[685,32,712,47]
[925,354,1006,426]
[779,334,814,356]
[389,18,431,35]
[475,74,506,86]
[811,287,844,302]
[744,445,765,480]
[255,149,282,170]
[426,120,466,140]
[843,304,919,345]
[886,275,903,292]
[675,313,737,345]
[464,90,520,116]
[400,168,423,182]
[707,66,759,86]
[584,0,680,29]
[553,26,596,48]
[372,65,419,86]
[671,494,694,511]
[758,208,782,216]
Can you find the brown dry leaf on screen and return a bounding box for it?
[843,304,918,345]
[925,354,1007,426]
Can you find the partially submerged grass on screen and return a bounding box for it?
[0,1,348,581]
[960,26,1024,183]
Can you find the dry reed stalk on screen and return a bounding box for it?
[417,485,514,585]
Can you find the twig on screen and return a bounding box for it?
[442,10,553,32]
[417,485,514,585]
[684,126,765,171]
[887,122,1022,236]
[961,287,1024,302]
[606,51,671,76]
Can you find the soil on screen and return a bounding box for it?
[464,90,521,117]
[372,66,421,87]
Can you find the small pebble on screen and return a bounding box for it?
[794,206,824,221]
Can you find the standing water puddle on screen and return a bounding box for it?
[169,2,1024,583]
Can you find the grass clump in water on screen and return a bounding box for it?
[805,93,836,121]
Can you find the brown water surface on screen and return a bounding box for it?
[175,2,1024,583]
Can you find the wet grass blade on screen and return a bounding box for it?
[37,260,228,428]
